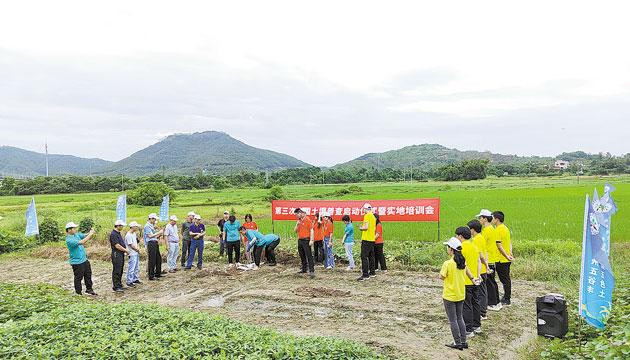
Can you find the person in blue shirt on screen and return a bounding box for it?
[239,227,280,269]
[186,214,206,270]
[341,215,355,270]
[222,215,242,266]
[65,221,97,295]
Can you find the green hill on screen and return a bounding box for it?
[98,131,311,176]
[333,144,552,170]
[0,146,112,177]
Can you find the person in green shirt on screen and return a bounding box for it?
[65,221,97,296]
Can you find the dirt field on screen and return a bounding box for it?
[0,253,545,359]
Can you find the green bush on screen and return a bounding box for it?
[0,283,385,359]
[265,185,286,201]
[127,182,176,206]
[78,217,100,234]
[212,177,230,190]
[0,231,29,254]
[37,218,62,244]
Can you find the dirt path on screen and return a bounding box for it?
[0,256,545,359]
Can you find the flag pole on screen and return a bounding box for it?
[577,194,589,351]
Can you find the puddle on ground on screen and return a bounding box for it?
[205,294,225,307]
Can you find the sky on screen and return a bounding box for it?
[1,0,629,167]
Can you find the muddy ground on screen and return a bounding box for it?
[0,251,545,359]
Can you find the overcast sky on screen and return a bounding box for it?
[1,0,629,166]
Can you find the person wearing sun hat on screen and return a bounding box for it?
[477,209,501,311]
[440,236,480,351]
[144,213,164,280]
[164,215,180,272]
[110,219,129,292]
[186,214,206,270]
[357,203,377,281]
[65,221,97,296]
[125,221,142,286]
[180,212,195,268]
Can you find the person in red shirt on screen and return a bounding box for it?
[312,212,325,264]
[294,208,315,277]
[322,212,335,269]
[242,214,258,264]
[374,214,387,272]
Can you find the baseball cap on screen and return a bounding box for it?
[223,210,230,215]
[194,214,202,220]
[129,221,140,228]
[65,221,78,229]
[476,209,492,217]
[148,213,158,219]
[363,203,372,209]
[443,237,462,250]
[187,211,196,216]
[169,215,178,221]
[114,220,126,226]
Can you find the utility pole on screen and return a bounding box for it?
[45,139,49,177]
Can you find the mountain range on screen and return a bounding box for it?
[0,131,590,178]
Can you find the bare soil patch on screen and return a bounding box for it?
[0,256,546,359]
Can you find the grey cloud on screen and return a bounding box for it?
[0,49,628,167]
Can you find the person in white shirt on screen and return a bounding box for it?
[125,221,141,286]
[164,215,180,272]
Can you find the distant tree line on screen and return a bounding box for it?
[1,154,628,196]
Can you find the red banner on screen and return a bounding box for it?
[271,199,440,222]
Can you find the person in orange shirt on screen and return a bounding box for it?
[293,208,315,277]
[374,214,387,272]
[242,214,258,264]
[322,212,335,269]
[312,212,325,264]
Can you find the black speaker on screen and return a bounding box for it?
[536,293,568,339]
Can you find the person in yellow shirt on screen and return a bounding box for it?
[477,209,502,311]
[456,226,482,337]
[357,203,377,281]
[492,211,515,306]
[468,219,491,320]
[440,237,479,351]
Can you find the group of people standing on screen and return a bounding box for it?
[292,203,387,280]
[63,202,515,350]
[64,210,282,294]
[439,209,514,351]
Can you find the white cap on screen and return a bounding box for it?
[148,213,158,219]
[443,237,462,250]
[65,221,78,229]
[223,210,230,215]
[476,209,492,217]
[169,215,178,221]
[187,211,196,216]
[363,203,372,209]
[129,221,140,228]
[114,220,126,226]
[194,214,202,220]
